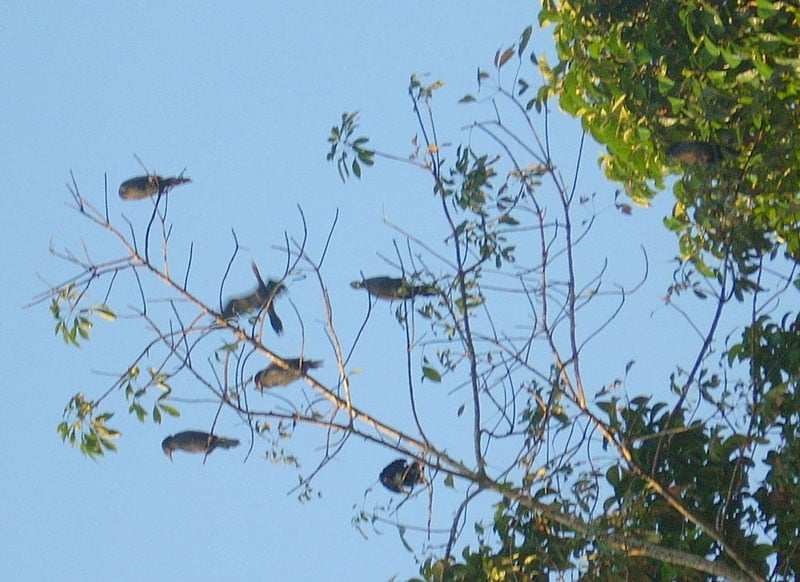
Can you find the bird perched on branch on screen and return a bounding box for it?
[379,459,426,493]
[351,276,438,301]
[222,262,285,334]
[119,174,191,200]
[666,142,724,165]
[161,430,239,460]
[254,358,323,389]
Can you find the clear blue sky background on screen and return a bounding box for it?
[1,3,722,581]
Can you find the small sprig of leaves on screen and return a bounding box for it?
[57,392,120,459]
[124,365,180,424]
[50,285,116,347]
[327,111,375,182]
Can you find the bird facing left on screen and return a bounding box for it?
[119,174,192,200]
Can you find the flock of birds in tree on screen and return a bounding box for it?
[118,172,431,493]
[120,141,716,491]
[121,141,716,490]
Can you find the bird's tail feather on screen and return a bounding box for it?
[162,176,192,189]
[412,285,439,296]
[216,437,240,449]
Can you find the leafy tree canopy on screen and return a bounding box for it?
[541,0,800,276]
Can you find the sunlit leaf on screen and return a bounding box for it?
[422,366,442,383]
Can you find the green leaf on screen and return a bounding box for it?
[129,403,146,423]
[657,73,674,94]
[99,437,117,452]
[94,305,117,322]
[518,26,532,56]
[702,35,721,57]
[422,365,442,383]
[498,214,519,226]
[356,150,374,165]
[159,404,181,417]
[755,0,778,18]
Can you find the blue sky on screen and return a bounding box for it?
[0,3,729,581]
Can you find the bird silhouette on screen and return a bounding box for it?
[118,174,191,200]
[161,430,239,460]
[254,358,323,389]
[666,142,724,165]
[379,459,426,493]
[221,262,285,334]
[351,276,438,301]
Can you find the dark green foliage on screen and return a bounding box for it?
[327,111,375,182]
[542,0,800,272]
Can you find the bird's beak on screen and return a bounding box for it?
[164,449,173,461]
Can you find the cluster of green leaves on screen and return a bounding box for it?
[729,313,800,577]
[445,146,517,270]
[541,0,800,275]
[50,285,115,347]
[124,365,180,425]
[327,111,375,181]
[50,288,127,458]
[531,1,800,577]
[415,495,587,581]
[56,359,181,458]
[414,75,521,282]
[601,396,770,580]
[57,393,119,459]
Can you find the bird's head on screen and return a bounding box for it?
[350,280,364,290]
[161,436,175,461]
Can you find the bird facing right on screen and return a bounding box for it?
[161,430,240,460]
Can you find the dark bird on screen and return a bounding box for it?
[161,430,239,460]
[221,262,285,334]
[254,358,323,389]
[119,174,192,200]
[379,459,426,494]
[351,276,438,301]
[666,142,724,165]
